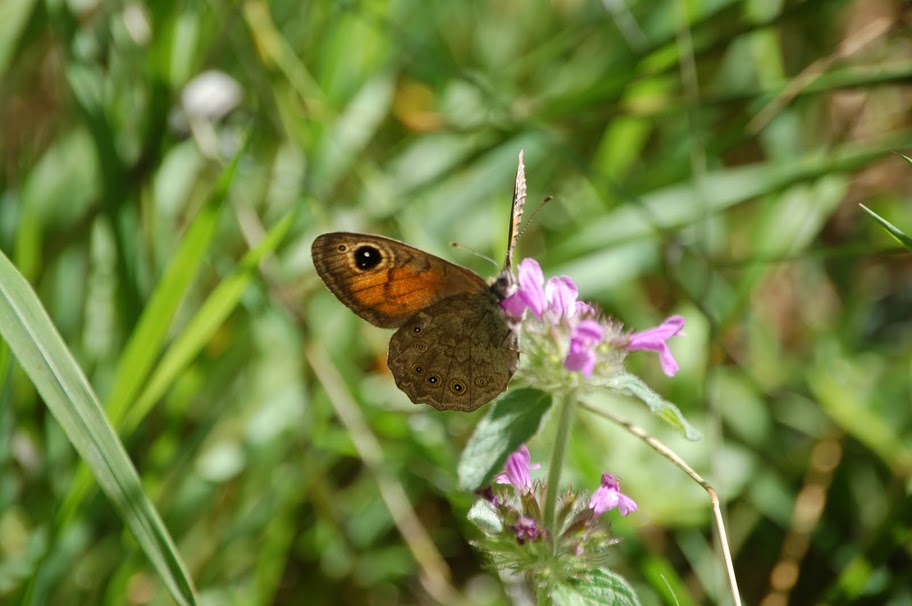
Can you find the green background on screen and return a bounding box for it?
[1,0,910,604]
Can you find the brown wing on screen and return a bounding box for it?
[387,292,519,412]
[311,232,488,328]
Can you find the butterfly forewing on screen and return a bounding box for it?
[312,232,488,328]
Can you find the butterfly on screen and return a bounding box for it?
[311,151,527,412]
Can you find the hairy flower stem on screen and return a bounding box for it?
[543,390,576,546]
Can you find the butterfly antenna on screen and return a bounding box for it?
[517,195,554,241]
[450,241,500,271]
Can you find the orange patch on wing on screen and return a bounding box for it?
[340,266,439,317]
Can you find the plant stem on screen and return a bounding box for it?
[542,390,576,544]
[579,401,743,606]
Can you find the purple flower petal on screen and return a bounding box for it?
[564,319,604,377]
[575,301,596,316]
[628,315,685,346]
[589,472,637,517]
[545,275,578,318]
[658,347,679,376]
[564,346,597,377]
[574,319,604,342]
[617,493,638,516]
[588,485,620,516]
[516,258,546,318]
[500,292,528,318]
[494,445,540,493]
[627,315,685,377]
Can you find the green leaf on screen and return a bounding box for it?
[0,249,197,606]
[458,388,552,490]
[859,203,912,251]
[607,372,702,440]
[552,568,641,606]
[466,499,503,534]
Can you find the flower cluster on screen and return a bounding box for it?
[497,445,636,520]
[464,254,690,591]
[501,258,684,387]
[470,445,636,576]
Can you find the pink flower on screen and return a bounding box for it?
[502,258,584,321]
[495,445,541,494]
[502,258,546,318]
[627,315,685,376]
[588,473,637,517]
[564,319,603,377]
[503,259,607,376]
[502,258,687,379]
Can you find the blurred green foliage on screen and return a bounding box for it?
[1,0,911,604]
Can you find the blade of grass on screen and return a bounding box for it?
[106,161,238,420]
[122,210,296,433]
[558,134,912,258]
[860,203,912,251]
[0,249,197,606]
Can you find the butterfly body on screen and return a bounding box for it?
[311,152,528,412]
